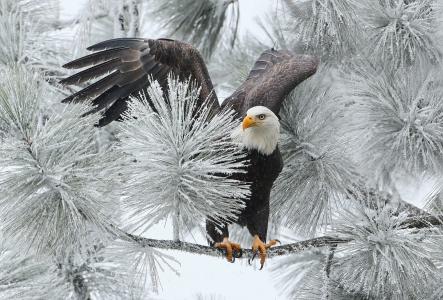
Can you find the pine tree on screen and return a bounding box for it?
[1,0,443,299]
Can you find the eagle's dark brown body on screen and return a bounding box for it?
[60,38,318,246]
[238,148,283,237]
[206,147,283,243]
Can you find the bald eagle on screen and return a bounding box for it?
[60,38,319,269]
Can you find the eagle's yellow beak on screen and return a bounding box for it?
[242,115,256,130]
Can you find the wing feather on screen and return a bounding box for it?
[222,49,319,117]
[87,38,146,51]
[62,71,120,103]
[60,38,218,126]
[98,99,128,127]
[60,58,120,85]
[63,48,130,69]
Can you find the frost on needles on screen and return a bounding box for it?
[117,76,249,240]
[0,68,250,298]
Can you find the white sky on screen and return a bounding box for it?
[58,1,288,299]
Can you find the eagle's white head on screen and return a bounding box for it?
[231,106,280,156]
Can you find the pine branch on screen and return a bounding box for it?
[348,186,433,217]
[115,214,443,258]
[401,214,443,229]
[124,233,351,259]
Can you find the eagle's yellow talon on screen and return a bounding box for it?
[265,239,281,248]
[215,237,242,263]
[249,235,279,270]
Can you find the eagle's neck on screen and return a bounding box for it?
[231,124,279,156]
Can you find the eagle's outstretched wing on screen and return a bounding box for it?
[61,38,218,126]
[222,49,319,117]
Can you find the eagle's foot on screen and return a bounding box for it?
[248,235,280,270]
[214,237,243,263]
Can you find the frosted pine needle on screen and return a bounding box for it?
[271,249,326,298]
[360,0,441,68]
[0,0,67,78]
[0,67,122,257]
[80,240,178,298]
[272,72,360,235]
[0,241,63,300]
[345,62,443,182]
[283,0,360,59]
[117,75,249,237]
[334,201,439,299]
[150,0,240,58]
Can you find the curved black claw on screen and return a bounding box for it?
[216,248,227,256]
[233,248,243,259]
[248,250,258,265]
[275,239,281,245]
[259,263,264,271]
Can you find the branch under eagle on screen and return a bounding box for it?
[118,213,442,259]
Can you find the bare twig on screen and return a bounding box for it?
[325,244,337,278]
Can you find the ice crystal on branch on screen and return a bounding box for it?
[345,63,443,182]
[334,201,440,299]
[272,71,360,235]
[271,248,327,298]
[0,67,121,257]
[67,240,176,299]
[283,0,360,59]
[0,0,66,78]
[117,76,249,238]
[290,270,362,300]
[360,0,441,68]
[0,67,41,137]
[0,241,63,300]
[2,0,60,29]
[426,276,443,300]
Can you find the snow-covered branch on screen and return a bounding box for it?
[123,232,349,259]
[118,214,443,258]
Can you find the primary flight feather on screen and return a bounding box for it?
[60,38,319,268]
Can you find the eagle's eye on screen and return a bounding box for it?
[258,114,266,120]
